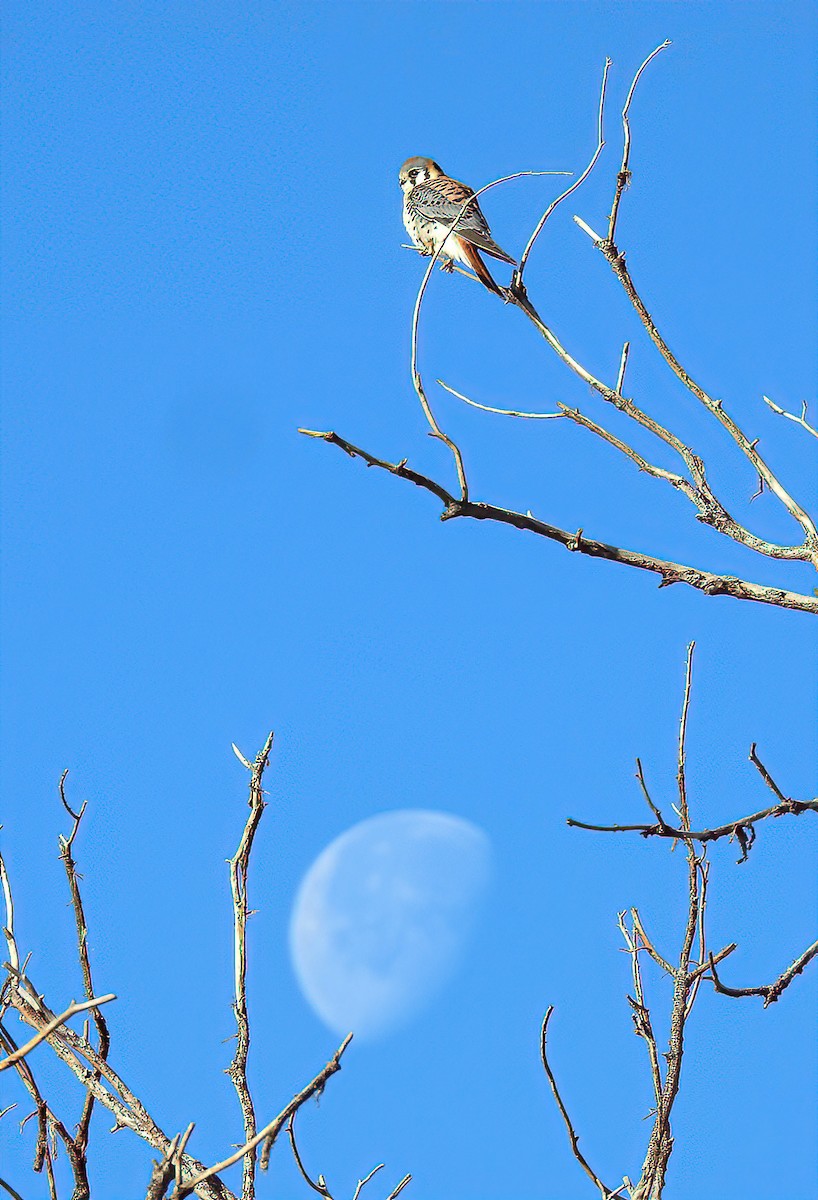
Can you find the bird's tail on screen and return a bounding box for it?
[460,240,504,297]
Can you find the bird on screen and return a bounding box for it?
[399,157,516,297]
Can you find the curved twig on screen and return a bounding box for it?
[540,1007,617,1199]
[515,58,611,285]
[436,379,562,420]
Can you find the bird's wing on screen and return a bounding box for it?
[409,179,516,265]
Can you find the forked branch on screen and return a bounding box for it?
[709,938,818,1007]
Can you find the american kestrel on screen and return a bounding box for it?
[399,156,516,297]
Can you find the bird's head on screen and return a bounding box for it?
[399,157,444,194]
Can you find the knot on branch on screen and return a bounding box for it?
[567,527,584,552]
[602,241,625,268]
[441,501,465,522]
[702,575,735,596]
[627,995,654,1040]
[763,981,785,1008]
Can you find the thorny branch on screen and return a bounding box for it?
[226,731,274,1200]
[298,429,818,615]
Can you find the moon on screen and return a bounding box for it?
[289,810,492,1040]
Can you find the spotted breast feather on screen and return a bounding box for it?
[408,178,516,265]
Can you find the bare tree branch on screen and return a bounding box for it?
[572,52,818,567]
[567,739,818,864]
[226,732,274,1200]
[0,1022,59,1200]
[58,771,112,1159]
[300,429,818,615]
[0,994,116,1072]
[567,798,817,858]
[629,644,700,1200]
[171,1034,353,1198]
[146,1125,196,1200]
[709,938,818,1007]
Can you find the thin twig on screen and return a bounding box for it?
[351,1164,385,1200]
[619,913,663,1111]
[629,911,674,977]
[383,1176,412,1200]
[607,42,672,243]
[763,396,818,441]
[286,1111,333,1198]
[540,1007,616,1198]
[437,379,562,419]
[616,342,630,396]
[516,58,611,284]
[676,644,694,827]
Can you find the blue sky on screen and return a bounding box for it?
[2,2,816,1198]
